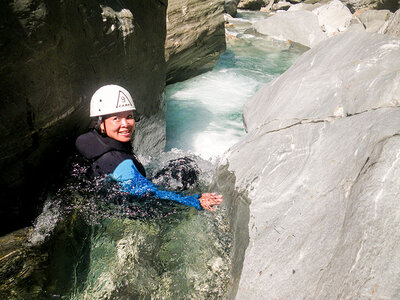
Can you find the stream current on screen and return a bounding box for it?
[31,11,306,299]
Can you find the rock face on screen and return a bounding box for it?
[217,31,400,299]
[343,0,399,11]
[312,0,353,36]
[254,10,326,48]
[358,9,392,32]
[381,8,400,37]
[225,0,241,17]
[0,0,167,235]
[237,0,266,10]
[165,0,226,84]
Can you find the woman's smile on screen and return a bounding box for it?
[101,110,135,142]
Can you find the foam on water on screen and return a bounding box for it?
[166,11,306,160]
[27,10,307,300]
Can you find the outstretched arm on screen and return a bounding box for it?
[111,159,222,210]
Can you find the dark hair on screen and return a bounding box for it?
[89,117,106,136]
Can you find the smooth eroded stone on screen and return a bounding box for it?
[217,30,400,299]
[381,8,400,37]
[244,31,400,132]
[358,9,392,32]
[312,0,353,36]
[254,10,326,48]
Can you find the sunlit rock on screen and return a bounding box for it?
[357,9,392,32]
[218,30,400,299]
[381,8,400,37]
[312,0,353,36]
[254,10,326,48]
[272,1,292,11]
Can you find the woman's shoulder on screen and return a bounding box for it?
[75,130,110,160]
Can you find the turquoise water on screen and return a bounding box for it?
[27,11,307,300]
[166,10,306,160]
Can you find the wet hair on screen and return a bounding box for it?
[89,116,106,136]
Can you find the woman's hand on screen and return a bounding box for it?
[199,193,223,211]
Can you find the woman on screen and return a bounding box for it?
[76,85,223,211]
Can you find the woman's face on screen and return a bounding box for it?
[100,110,135,142]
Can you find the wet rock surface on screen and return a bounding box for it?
[0,228,47,299]
[218,31,400,299]
[0,0,167,235]
[165,0,226,84]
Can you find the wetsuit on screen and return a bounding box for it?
[75,130,202,209]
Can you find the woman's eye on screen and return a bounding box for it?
[127,114,133,119]
[113,117,119,121]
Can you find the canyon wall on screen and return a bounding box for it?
[0,0,167,235]
[165,0,226,83]
[218,30,400,299]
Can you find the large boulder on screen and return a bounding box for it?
[358,9,392,32]
[0,0,167,235]
[343,0,399,11]
[165,0,226,84]
[312,0,353,36]
[237,0,266,10]
[381,8,400,37]
[218,31,400,299]
[254,10,326,48]
[225,0,241,17]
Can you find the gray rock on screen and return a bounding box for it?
[217,31,400,299]
[288,2,321,11]
[0,0,167,234]
[381,8,400,37]
[225,0,241,17]
[0,228,47,298]
[254,10,327,48]
[343,0,399,11]
[358,9,392,32]
[312,0,353,36]
[238,0,266,10]
[272,1,292,11]
[165,0,226,84]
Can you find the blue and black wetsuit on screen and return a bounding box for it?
[75,130,202,209]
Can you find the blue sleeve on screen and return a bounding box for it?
[111,159,202,210]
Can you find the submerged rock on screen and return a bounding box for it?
[0,228,48,298]
[218,31,400,299]
[152,157,200,191]
[165,0,226,84]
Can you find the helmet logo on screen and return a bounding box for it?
[116,90,134,109]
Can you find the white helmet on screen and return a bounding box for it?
[90,85,136,117]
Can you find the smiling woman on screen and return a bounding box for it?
[100,111,135,143]
[75,85,223,211]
